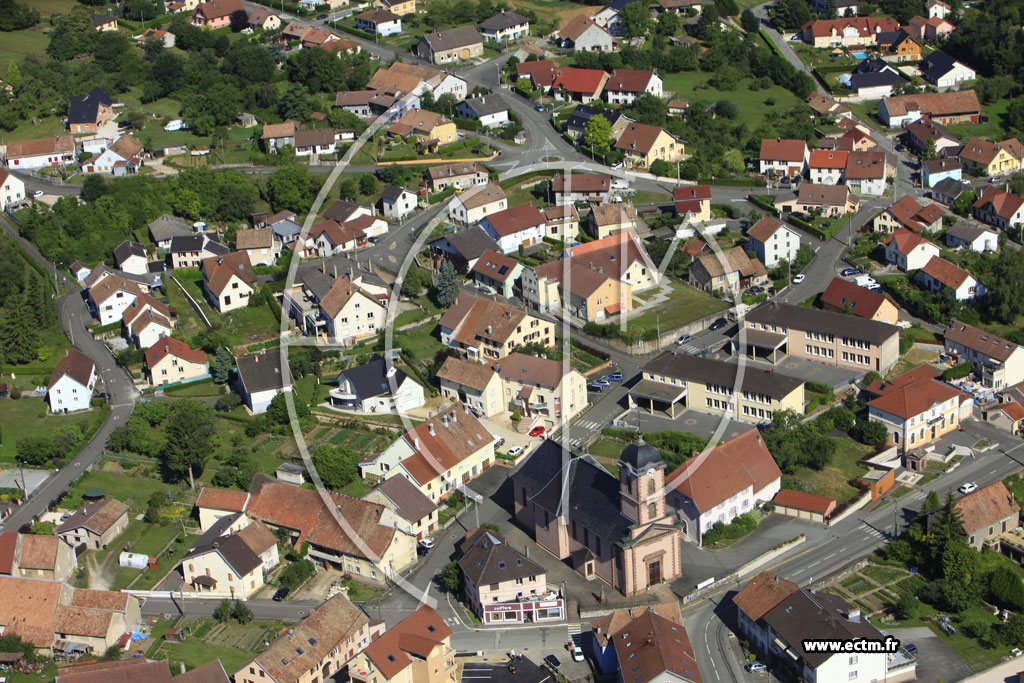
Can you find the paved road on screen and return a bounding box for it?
[0,215,136,531]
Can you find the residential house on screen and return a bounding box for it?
[354,8,402,36]
[928,0,951,18]
[0,532,76,583]
[688,245,768,295]
[944,319,1024,390]
[469,250,523,298]
[91,13,117,31]
[808,149,849,185]
[820,277,900,324]
[906,14,955,41]
[478,11,530,43]
[368,61,468,101]
[379,185,417,221]
[4,135,76,170]
[562,105,632,140]
[235,352,292,413]
[870,195,945,233]
[914,255,985,300]
[182,531,268,599]
[0,169,25,210]
[592,0,630,33]
[191,0,245,29]
[235,228,279,267]
[261,121,296,151]
[511,439,686,596]
[907,118,960,156]
[414,26,484,64]
[742,302,902,373]
[605,609,701,683]
[456,96,510,128]
[496,353,588,423]
[86,274,142,325]
[922,157,962,188]
[113,240,148,276]
[458,529,564,625]
[556,15,615,52]
[878,90,982,127]
[438,293,552,361]
[201,252,256,313]
[844,150,892,195]
[427,162,488,192]
[428,226,500,272]
[168,234,229,269]
[234,593,374,683]
[362,477,439,540]
[81,133,144,176]
[516,58,561,90]
[955,481,1020,549]
[945,219,999,252]
[807,92,854,120]
[47,350,97,414]
[67,87,113,134]
[436,356,505,418]
[632,352,804,423]
[960,137,1022,177]
[145,338,208,387]
[328,354,425,414]
[846,61,907,99]
[759,138,809,177]
[921,51,975,88]
[883,229,941,271]
[666,429,781,544]
[875,29,921,62]
[335,90,375,117]
[388,109,456,147]
[552,173,612,205]
[973,186,1024,230]
[246,8,281,30]
[57,498,130,551]
[673,184,711,221]
[0,576,141,658]
[733,573,916,683]
[449,183,507,226]
[293,128,337,157]
[746,217,800,269]
[122,294,174,349]
[985,401,1024,435]
[552,67,609,103]
[349,606,455,683]
[867,365,961,449]
[614,122,685,169]
[588,202,637,240]
[657,0,705,12]
[480,202,547,253]
[931,177,972,206]
[602,69,663,105]
[800,16,900,48]
[285,273,385,343]
[775,184,860,216]
[148,214,192,249]
[372,0,416,15]
[541,204,580,242]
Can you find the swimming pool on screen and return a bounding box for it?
[851,51,869,59]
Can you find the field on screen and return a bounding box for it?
[0,26,49,73]
[783,437,873,503]
[660,71,803,129]
[0,396,107,462]
[626,281,728,334]
[146,617,290,675]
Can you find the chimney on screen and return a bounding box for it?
[429,423,436,435]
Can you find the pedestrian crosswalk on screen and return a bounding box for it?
[564,420,603,449]
[861,524,887,540]
[674,343,701,354]
[567,623,584,644]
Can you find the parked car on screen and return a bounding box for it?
[606,372,623,382]
[570,645,584,662]
[59,513,71,522]
[535,104,545,112]
[840,267,860,277]
[958,482,978,494]
[507,446,524,458]
[590,383,605,392]
[32,190,44,198]
[493,436,505,449]
[940,620,956,635]
[792,274,805,284]
[904,643,918,657]
[745,661,767,672]
[418,539,434,550]
[676,334,692,345]
[593,378,611,387]
[529,425,546,437]
[317,12,328,18]
[544,655,561,670]
[709,318,727,331]
[273,588,289,602]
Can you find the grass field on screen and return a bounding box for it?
[60,469,177,513]
[660,71,803,129]
[0,26,49,72]
[626,281,728,334]
[0,397,107,462]
[784,437,872,503]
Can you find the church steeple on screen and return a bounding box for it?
[618,435,666,525]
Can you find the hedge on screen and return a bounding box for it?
[760,30,783,56]
[91,320,122,335]
[747,194,779,215]
[337,24,374,40]
[428,186,456,204]
[700,177,767,187]
[942,361,974,381]
[806,380,832,394]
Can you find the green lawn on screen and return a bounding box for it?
[0,26,49,74]
[0,397,107,462]
[660,71,802,129]
[587,438,626,459]
[784,437,872,504]
[946,96,1013,143]
[61,469,178,513]
[627,281,728,334]
[394,322,444,361]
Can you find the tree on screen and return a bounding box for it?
[278,83,313,121]
[311,445,359,490]
[626,93,668,127]
[80,174,107,203]
[214,599,232,623]
[952,188,975,217]
[4,61,20,91]
[359,173,378,196]
[440,560,463,593]
[894,592,918,620]
[715,0,739,16]
[160,399,216,484]
[772,0,810,31]
[740,8,759,31]
[620,0,654,37]
[921,489,942,515]
[17,435,58,466]
[988,565,1024,611]
[0,294,40,364]
[984,248,1024,324]
[212,347,233,384]
[435,258,459,308]
[267,390,308,426]
[825,0,838,17]
[0,0,38,31]
[1009,173,1024,197]
[233,600,254,624]
[266,165,317,214]
[940,539,979,611]
[656,11,681,35]
[402,266,431,298]
[650,159,673,177]
[1002,613,1024,646]
[696,4,720,39]
[584,114,613,158]
[849,420,888,445]
[930,489,965,561]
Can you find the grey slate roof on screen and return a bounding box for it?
[564,105,628,135]
[114,240,146,264]
[945,219,993,243]
[381,185,407,202]
[478,11,529,32]
[236,353,291,394]
[642,352,803,400]
[148,214,192,243]
[458,529,546,586]
[372,475,438,523]
[432,226,500,260]
[184,532,262,578]
[512,442,634,546]
[849,70,906,91]
[337,354,411,400]
[745,302,900,345]
[67,87,112,126]
[271,219,303,241]
[169,235,229,256]
[921,51,958,83]
[460,96,508,118]
[932,177,971,200]
[420,26,483,53]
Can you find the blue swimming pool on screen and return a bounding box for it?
[851,51,869,59]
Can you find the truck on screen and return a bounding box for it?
[727,303,751,322]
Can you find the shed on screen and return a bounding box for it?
[773,490,837,523]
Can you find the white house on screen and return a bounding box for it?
[86,274,140,325]
[354,8,402,36]
[478,11,530,43]
[759,138,809,177]
[121,294,174,349]
[449,183,508,226]
[884,229,941,271]
[602,69,663,106]
[480,203,547,254]
[380,186,418,221]
[201,252,256,314]
[4,135,76,170]
[47,350,97,414]
[82,133,143,176]
[113,241,148,276]
[328,354,425,414]
[455,96,510,128]
[945,220,998,253]
[915,255,986,301]
[236,353,292,414]
[746,217,800,269]
[0,169,26,210]
[921,51,976,88]
[808,149,848,185]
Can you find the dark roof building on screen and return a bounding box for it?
[458,528,545,588]
[335,354,412,402]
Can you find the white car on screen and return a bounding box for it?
[570,645,584,662]
[958,483,978,495]
[792,274,805,284]
[418,539,434,549]
[507,446,524,458]
[32,190,44,198]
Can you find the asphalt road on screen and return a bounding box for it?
[0,216,137,531]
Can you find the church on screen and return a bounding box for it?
[511,439,684,596]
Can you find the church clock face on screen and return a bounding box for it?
[647,468,656,478]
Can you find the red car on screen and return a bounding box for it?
[529,425,546,437]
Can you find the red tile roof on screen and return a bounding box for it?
[760,138,807,162]
[398,404,492,486]
[673,184,710,214]
[920,255,974,290]
[516,59,560,88]
[0,531,17,574]
[615,122,675,155]
[884,228,935,255]
[605,69,656,93]
[733,571,799,622]
[361,605,452,679]
[955,480,1019,535]
[196,488,249,512]
[552,67,608,95]
[201,251,256,297]
[974,186,1024,221]
[820,277,896,320]
[867,373,959,420]
[671,430,781,513]
[746,216,790,243]
[611,610,702,683]
[773,489,837,516]
[145,337,207,368]
[809,149,849,169]
[994,402,1024,422]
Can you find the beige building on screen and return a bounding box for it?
[688,246,768,295]
[955,481,1020,550]
[388,109,457,147]
[436,357,506,418]
[943,319,1024,390]
[449,183,508,226]
[144,337,209,387]
[614,123,685,169]
[632,352,805,423]
[183,533,267,599]
[235,228,279,266]
[438,293,553,361]
[414,26,484,65]
[866,366,961,450]
[427,162,488,192]
[349,605,455,683]
[235,593,377,683]
[587,203,637,240]
[742,302,901,375]
[0,532,77,583]
[362,476,439,540]
[202,252,256,313]
[57,498,130,551]
[540,205,580,242]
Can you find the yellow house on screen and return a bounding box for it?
[960,137,1022,177]
[373,0,416,14]
[633,352,805,423]
[382,404,495,503]
[437,357,506,418]
[438,293,554,362]
[182,533,267,599]
[588,203,637,240]
[388,110,457,147]
[614,122,685,169]
[362,476,440,540]
[144,337,209,387]
[349,605,455,683]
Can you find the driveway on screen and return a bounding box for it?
[882,627,973,683]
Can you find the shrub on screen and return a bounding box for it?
[942,362,974,381]
[850,420,888,446]
[215,393,243,412]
